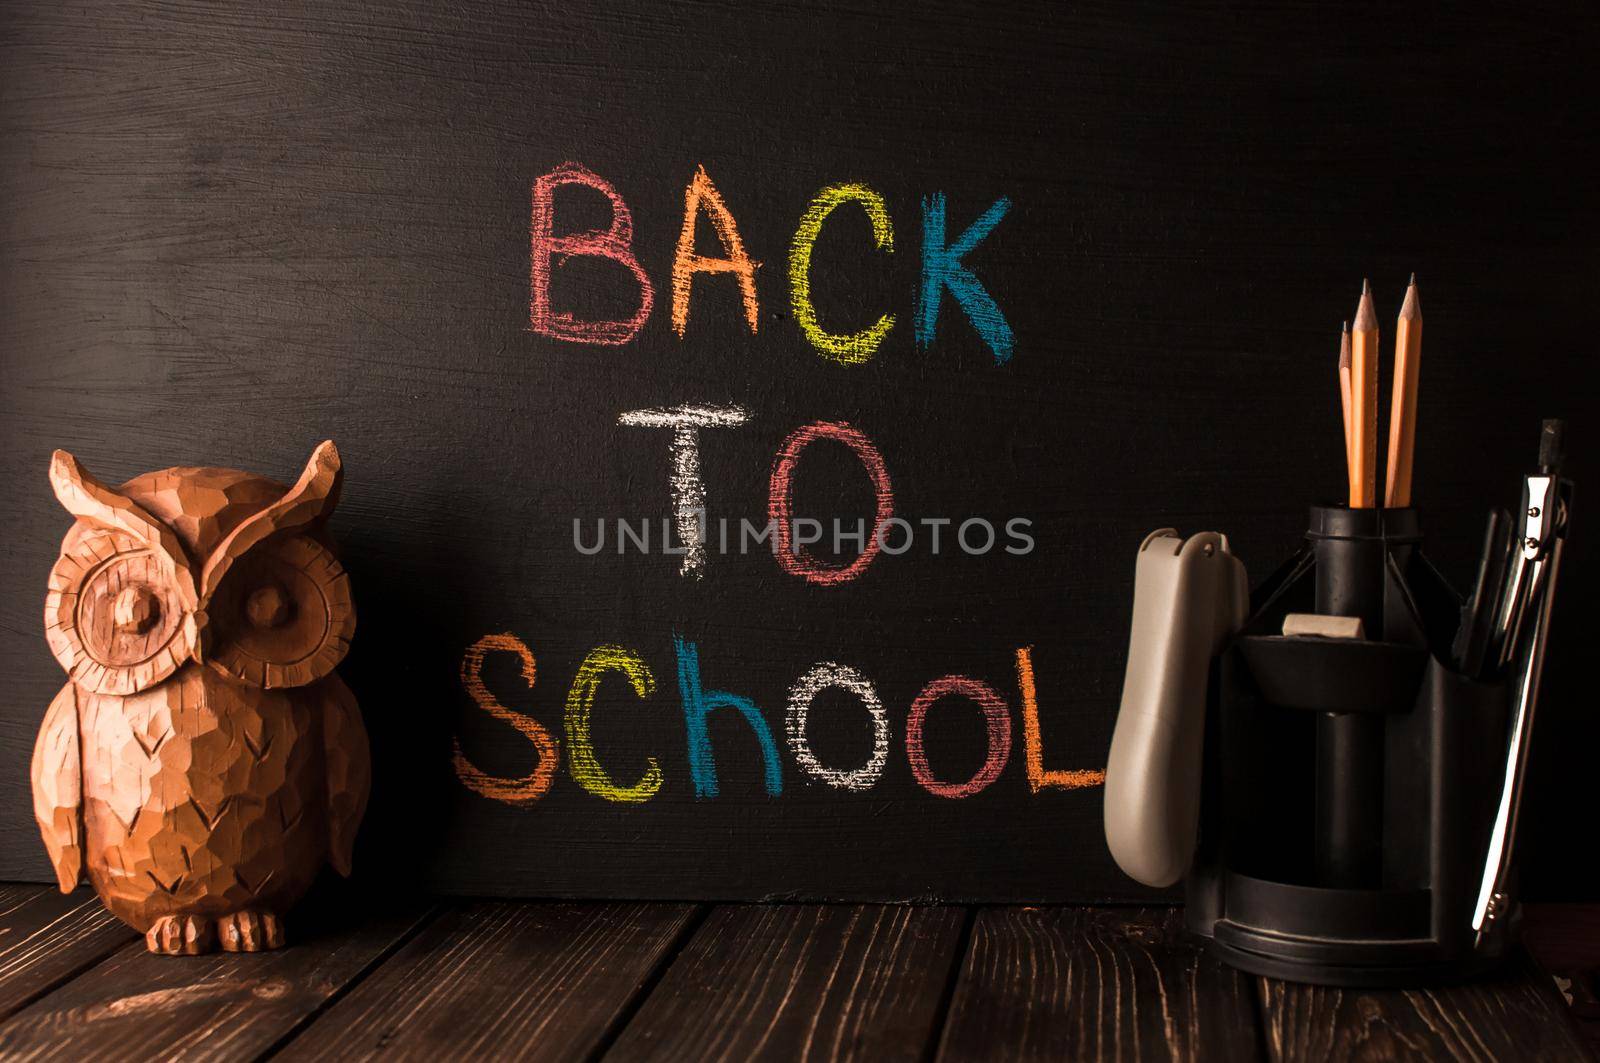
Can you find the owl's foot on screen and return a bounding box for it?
[216,909,285,952]
[145,914,215,955]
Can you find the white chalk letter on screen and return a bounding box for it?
[786,662,889,790]
[618,403,750,578]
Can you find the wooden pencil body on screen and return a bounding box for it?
[1349,326,1379,507]
[1385,310,1422,507]
[1339,363,1353,473]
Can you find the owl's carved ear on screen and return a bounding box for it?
[48,450,198,608]
[199,441,343,599]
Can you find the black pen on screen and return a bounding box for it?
[1453,507,1511,678]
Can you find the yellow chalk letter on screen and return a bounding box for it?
[789,183,895,364]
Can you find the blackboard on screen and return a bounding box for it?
[3,1,1598,903]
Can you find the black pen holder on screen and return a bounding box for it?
[1185,505,1512,985]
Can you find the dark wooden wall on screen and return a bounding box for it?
[2,1,1597,901]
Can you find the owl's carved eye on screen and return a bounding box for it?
[45,535,196,695]
[207,534,354,688]
[112,585,161,633]
[245,583,293,629]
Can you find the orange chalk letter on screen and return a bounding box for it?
[1017,646,1104,791]
[671,165,760,336]
[453,633,560,805]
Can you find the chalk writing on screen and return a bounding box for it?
[790,183,897,363]
[451,161,1103,813]
[905,675,1012,798]
[672,164,760,336]
[1017,646,1105,791]
[619,404,750,579]
[453,638,1096,804]
[526,163,1013,362]
[529,162,654,345]
[786,662,889,791]
[565,644,662,803]
[675,635,784,798]
[453,633,558,804]
[768,421,894,586]
[917,194,1014,364]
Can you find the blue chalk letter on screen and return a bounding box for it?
[674,635,783,797]
[917,194,1014,365]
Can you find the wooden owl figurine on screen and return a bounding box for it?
[31,441,369,955]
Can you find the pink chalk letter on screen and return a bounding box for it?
[530,162,654,345]
[905,675,1012,798]
[768,421,893,585]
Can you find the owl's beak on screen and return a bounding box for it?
[187,610,209,665]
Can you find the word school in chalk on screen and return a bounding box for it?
[452,634,1105,806]
[530,162,1016,364]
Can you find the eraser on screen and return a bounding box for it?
[1282,613,1364,640]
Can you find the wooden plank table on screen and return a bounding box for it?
[0,885,1590,1061]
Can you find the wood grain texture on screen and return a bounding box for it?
[936,907,1261,1062]
[3,0,1600,903]
[0,886,135,1023]
[0,895,1597,1060]
[278,901,697,1062]
[606,903,968,1062]
[1258,953,1593,1063]
[0,897,435,1061]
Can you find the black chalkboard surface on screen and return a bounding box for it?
[2,2,1598,902]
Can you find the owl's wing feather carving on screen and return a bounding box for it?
[31,684,83,892]
[319,674,370,876]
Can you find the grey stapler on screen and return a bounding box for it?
[1104,529,1248,887]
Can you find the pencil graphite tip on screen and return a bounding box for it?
[1409,271,1417,286]
[1362,277,1372,296]
[1354,285,1378,332]
[1400,277,1420,321]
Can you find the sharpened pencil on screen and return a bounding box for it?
[1349,280,1380,508]
[1384,274,1423,507]
[1338,320,1353,482]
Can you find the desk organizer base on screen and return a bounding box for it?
[1183,505,1513,987]
[1204,932,1505,988]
